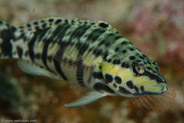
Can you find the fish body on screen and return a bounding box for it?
[0,17,168,107]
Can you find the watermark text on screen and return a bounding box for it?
[1,119,37,122]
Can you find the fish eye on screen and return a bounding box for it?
[133,63,144,75]
[135,65,144,74]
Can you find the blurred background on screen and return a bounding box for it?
[0,0,184,123]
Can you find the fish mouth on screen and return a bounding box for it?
[133,84,168,96]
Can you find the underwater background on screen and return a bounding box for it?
[0,0,184,123]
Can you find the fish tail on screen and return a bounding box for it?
[0,20,18,58]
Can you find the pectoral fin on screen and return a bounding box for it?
[17,60,62,80]
[64,91,107,107]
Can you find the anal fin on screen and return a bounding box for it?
[17,60,62,80]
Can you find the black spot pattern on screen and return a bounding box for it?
[27,24,31,28]
[121,63,126,67]
[129,56,135,60]
[93,72,103,79]
[147,60,151,64]
[136,60,141,63]
[129,48,135,51]
[42,23,47,28]
[94,83,114,93]
[140,86,144,92]
[122,50,127,54]
[115,35,122,40]
[49,18,54,23]
[121,41,128,45]
[41,20,45,23]
[113,83,117,88]
[139,56,145,59]
[146,66,152,70]
[99,22,109,28]
[115,47,119,52]
[105,74,113,83]
[107,59,112,62]
[119,87,131,94]
[125,64,129,68]
[33,21,38,25]
[126,80,134,89]
[115,76,122,84]
[55,19,62,24]
[134,86,139,92]
[112,59,120,64]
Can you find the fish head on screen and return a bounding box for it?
[100,55,168,97]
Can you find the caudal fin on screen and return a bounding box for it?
[0,20,18,58]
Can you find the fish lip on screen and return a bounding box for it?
[133,92,161,96]
[151,83,167,88]
[144,83,168,91]
[133,91,166,96]
[133,85,168,96]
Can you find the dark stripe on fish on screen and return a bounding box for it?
[68,25,91,43]
[86,28,106,42]
[52,25,70,42]
[52,25,72,80]
[41,39,55,72]
[37,28,50,42]
[28,28,49,62]
[43,25,70,73]
[16,46,23,58]
[1,28,15,57]
[94,83,114,93]
[142,70,165,84]
[75,42,91,87]
[76,55,85,87]
[53,43,68,80]
[100,33,118,47]
[77,43,90,56]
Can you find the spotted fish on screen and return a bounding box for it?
[0,17,174,108]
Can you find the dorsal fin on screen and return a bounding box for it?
[18,17,118,33]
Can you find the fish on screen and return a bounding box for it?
[0,17,175,108]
